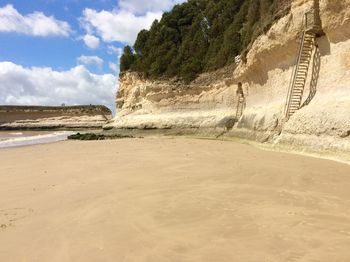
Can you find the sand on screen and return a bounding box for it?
[0,137,350,262]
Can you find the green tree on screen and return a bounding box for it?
[120,46,135,72]
[120,0,292,82]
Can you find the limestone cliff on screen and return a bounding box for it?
[0,105,112,130]
[107,0,350,156]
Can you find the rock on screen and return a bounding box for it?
[0,105,112,130]
[107,0,350,154]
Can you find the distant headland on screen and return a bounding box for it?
[0,105,112,130]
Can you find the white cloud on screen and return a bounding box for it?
[118,0,187,15]
[0,4,71,37]
[83,34,100,49]
[80,1,188,45]
[109,62,118,74]
[107,45,123,58]
[81,8,161,45]
[0,62,117,111]
[80,1,187,45]
[77,55,103,68]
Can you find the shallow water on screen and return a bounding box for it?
[0,131,74,148]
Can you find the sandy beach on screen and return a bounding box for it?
[1,138,350,261]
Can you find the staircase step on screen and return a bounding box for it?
[292,91,304,95]
[289,107,299,111]
[289,105,300,109]
[289,106,299,110]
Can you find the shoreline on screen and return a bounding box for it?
[1,127,349,165]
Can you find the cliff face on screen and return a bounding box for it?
[112,68,237,130]
[0,105,112,130]
[108,0,350,155]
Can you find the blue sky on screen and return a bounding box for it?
[0,0,186,112]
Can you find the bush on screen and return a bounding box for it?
[120,0,291,82]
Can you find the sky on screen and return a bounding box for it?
[0,0,186,113]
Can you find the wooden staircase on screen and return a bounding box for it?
[284,32,316,119]
[284,0,323,120]
[236,95,245,120]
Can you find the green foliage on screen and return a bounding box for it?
[120,46,135,71]
[120,0,291,82]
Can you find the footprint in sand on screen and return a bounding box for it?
[0,208,34,230]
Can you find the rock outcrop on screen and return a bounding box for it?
[107,0,350,157]
[0,105,112,130]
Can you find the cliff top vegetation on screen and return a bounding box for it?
[120,0,291,82]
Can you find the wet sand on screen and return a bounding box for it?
[0,137,350,262]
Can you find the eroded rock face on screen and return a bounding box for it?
[111,70,237,130]
[0,105,112,130]
[108,0,350,154]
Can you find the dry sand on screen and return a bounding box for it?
[0,138,350,262]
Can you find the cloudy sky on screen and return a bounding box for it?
[0,0,186,113]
